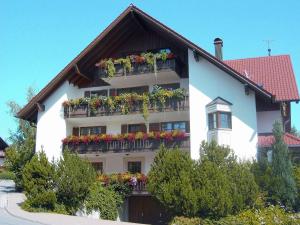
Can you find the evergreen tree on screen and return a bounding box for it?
[5,87,36,190]
[22,151,56,210]
[269,121,297,208]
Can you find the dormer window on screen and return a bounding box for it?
[206,97,233,146]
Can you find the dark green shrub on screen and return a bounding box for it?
[22,151,56,210]
[56,150,96,214]
[148,146,198,217]
[269,121,297,208]
[169,216,201,225]
[85,182,119,220]
[195,141,258,219]
[0,170,15,180]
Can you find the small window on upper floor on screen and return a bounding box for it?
[84,90,108,98]
[127,161,142,174]
[80,126,106,136]
[161,121,187,132]
[208,112,232,130]
[206,97,233,131]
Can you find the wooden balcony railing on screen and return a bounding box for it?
[63,136,190,154]
[64,96,189,118]
[97,58,180,78]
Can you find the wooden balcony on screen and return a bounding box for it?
[97,58,181,86]
[64,96,189,118]
[63,135,190,154]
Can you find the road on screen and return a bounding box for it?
[0,180,43,225]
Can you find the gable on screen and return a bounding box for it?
[17,4,273,123]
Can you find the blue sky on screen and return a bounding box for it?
[0,0,299,142]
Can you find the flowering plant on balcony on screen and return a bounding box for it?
[63,87,186,120]
[97,172,148,187]
[62,130,187,145]
[95,49,175,78]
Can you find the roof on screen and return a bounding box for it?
[17,5,278,122]
[0,137,8,151]
[258,133,300,148]
[225,55,300,102]
[206,97,233,107]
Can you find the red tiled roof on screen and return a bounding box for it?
[225,55,300,101]
[258,133,300,148]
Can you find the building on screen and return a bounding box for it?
[0,137,8,167]
[17,5,300,224]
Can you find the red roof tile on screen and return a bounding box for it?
[258,133,300,148]
[225,55,300,101]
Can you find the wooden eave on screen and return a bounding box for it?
[17,4,273,123]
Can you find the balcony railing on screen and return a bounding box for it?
[97,58,180,78]
[63,135,190,154]
[64,96,189,118]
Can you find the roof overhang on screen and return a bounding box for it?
[17,4,274,123]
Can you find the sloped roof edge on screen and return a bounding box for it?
[17,4,273,122]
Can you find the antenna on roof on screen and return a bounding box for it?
[263,40,274,56]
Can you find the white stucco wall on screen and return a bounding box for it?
[36,81,81,160]
[257,110,281,133]
[188,49,258,160]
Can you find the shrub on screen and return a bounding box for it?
[22,151,56,210]
[195,141,258,219]
[56,150,96,214]
[169,216,201,225]
[85,182,119,220]
[269,121,297,208]
[0,170,15,180]
[147,146,198,217]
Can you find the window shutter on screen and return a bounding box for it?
[140,124,147,133]
[149,123,160,132]
[84,91,90,98]
[121,124,128,134]
[185,121,190,133]
[72,127,79,136]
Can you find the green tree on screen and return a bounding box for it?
[196,141,258,219]
[22,151,56,210]
[5,87,36,190]
[85,182,120,220]
[56,150,96,214]
[269,121,297,208]
[147,146,198,217]
[291,125,300,137]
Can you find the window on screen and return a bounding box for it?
[161,121,187,132]
[127,161,142,174]
[91,162,103,174]
[80,126,105,136]
[158,83,180,90]
[208,112,232,130]
[117,86,148,95]
[84,90,108,98]
[127,124,146,133]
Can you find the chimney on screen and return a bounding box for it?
[214,38,223,60]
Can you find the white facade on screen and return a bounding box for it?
[188,49,258,160]
[257,110,281,133]
[35,49,283,172]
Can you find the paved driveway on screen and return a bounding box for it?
[0,180,43,225]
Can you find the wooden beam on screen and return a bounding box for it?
[74,64,91,81]
[36,103,45,112]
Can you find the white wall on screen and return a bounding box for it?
[257,110,281,133]
[188,49,258,160]
[36,81,81,160]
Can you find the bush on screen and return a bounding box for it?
[56,150,96,214]
[148,146,198,217]
[169,216,201,225]
[0,170,15,180]
[268,121,297,208]
[22,151,56,210]
[195,141,258,219]
[170,206,300,225]
[85,182,120,220]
